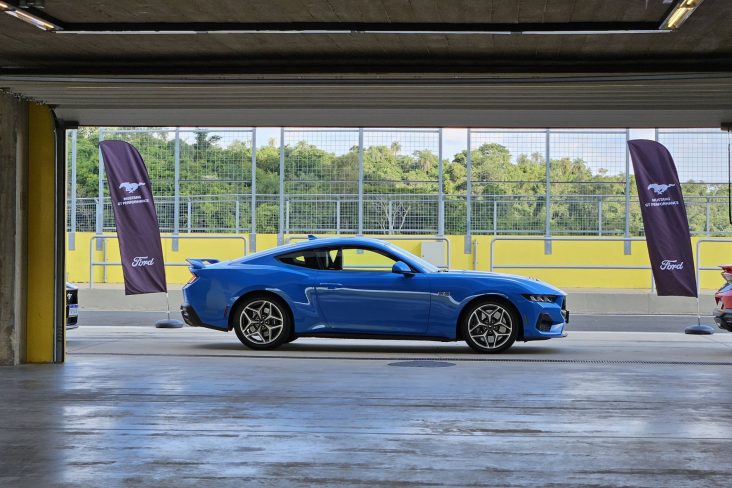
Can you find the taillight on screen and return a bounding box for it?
[720,265,732,285]
[186,273,199,285]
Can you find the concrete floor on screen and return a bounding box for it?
[2,327,732,487]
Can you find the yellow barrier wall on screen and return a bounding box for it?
[66,233,732,290]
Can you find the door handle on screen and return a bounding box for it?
[319,282,343,289]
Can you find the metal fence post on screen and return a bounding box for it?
[285,198,290,235]
[706,196,711,235]
[465,129,472,254]
[493,199,498,235]
[336,197,341,235]
[69,129,77,250]
[624,128,632,255]
[95,128,105,251]
[187,198,192,233]
[438,128,445,236]
[598,195,603,236]
[388,200,394,234]
[235,199,241,234]
[544,129,552,255]
[278,127,285,245]
[172,127,181,251]
[358,127,364,236]
[250,129,257,252]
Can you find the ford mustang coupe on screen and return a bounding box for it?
[181,237,568,353]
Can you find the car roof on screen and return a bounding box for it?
[236,236,394,262]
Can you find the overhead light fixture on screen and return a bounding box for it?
[1,0,59,30]
[5,8,57,30]
[661,0,705,30]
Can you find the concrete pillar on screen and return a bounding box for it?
[26,104,59,363]
[0,93,28,366]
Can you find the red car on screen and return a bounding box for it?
[713,265,732,332]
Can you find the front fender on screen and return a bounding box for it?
[426,274,565,339]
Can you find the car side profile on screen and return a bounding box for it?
[181,237,568,353]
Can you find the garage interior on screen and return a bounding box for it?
[1,1,732,486]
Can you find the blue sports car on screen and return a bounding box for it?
[181,237,568,353]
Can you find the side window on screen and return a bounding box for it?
[276,249,327,270]
[338,247,398,272]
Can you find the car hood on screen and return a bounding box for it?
[438,269,565,295]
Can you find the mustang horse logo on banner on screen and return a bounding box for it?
[119,182,147,194]
[647,183,676,196]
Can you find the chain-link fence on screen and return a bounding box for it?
[66,127,732,249]
[657,129,731,235]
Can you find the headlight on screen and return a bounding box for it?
[523,294,557,303]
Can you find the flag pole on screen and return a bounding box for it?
[155,291,184,329]
[684,290,714,335]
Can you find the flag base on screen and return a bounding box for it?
[684,324,715,335]
[155,319,184,329]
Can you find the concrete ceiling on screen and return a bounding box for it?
[0,1,730,127]
[1,0,730,73]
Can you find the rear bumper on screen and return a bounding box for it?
[181,303,227,332]
[180,303,204,327]
[713,309,732,332]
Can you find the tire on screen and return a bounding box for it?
[233,294,293,350]
[461,298,519,354]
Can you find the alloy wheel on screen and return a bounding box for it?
[238,300,285,345]
[468,304,513,350]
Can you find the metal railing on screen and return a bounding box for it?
[695,238,732,294]
[88,234,248,288]
[490,236,732,292]
[284,235,451,270]
[68,193,732,239]
[489,237,656,290]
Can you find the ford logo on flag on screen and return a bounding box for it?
[132,256,155,267]
[660,260,684,271]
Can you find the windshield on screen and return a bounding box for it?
[383,242,440,273]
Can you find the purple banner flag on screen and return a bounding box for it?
[99,141,167,295]
[628,139,697,297]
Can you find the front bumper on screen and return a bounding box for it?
[66,287,78,329]
[713,308,732,332]
[523,298,568,340]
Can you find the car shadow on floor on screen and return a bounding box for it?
[191,340,561,356]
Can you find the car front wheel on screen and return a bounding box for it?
[233,295,292,350]
[461,299,519,353]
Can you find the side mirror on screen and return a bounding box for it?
[392,261,414,276]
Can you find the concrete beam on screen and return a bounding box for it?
[0,93,27,366]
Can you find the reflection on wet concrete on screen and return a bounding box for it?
[2,329,731,487]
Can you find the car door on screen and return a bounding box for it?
[315,246,431,334]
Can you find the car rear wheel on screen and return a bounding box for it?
[461,299,518,354]
[233,295,292,350]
